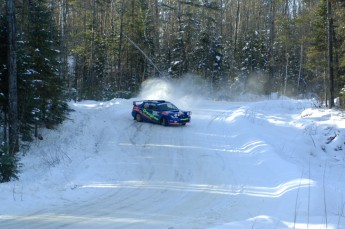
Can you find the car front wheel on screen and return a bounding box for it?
[161,117,168,126]
[135,113,142,122]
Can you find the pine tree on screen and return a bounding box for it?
[305,0,328,101]
[0,0,21,182]
[334,1,345,107]
[18,0,69,141]
[0,15,7,115]
[0,146,20,182]
[237,30,269,95]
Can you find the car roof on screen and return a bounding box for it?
[143,100,168,104]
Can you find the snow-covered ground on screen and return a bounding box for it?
[1,78,345,229]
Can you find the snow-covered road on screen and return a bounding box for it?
[0,96,344,229]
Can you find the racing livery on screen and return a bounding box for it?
[132,100,191,126]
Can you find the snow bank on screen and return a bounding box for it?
[0,96,344,229]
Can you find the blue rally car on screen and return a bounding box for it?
[132,100,191,126]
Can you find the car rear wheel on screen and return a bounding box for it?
[135,113,142,122]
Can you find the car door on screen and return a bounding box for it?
[142,102,159,123]
[149,103,160,123]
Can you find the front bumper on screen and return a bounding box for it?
[169,117,191,125]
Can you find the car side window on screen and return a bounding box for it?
[144,103,149,109]
[158,104,167,111]
[150,104,157,111]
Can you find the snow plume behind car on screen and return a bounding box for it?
[138,74,210,109]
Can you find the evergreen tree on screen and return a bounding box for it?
[0,146,20,182]
[0,15,7,115]
[0,0,21,182]
[167,1,189,77]
[194,32,223,82]
[305,0,328,100]
[335,1,345,107]
[18,0,69,141]
[237,31,270,95]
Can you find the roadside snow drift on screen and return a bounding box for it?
[0,78,345,229]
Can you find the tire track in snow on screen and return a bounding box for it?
[0,100,318,229]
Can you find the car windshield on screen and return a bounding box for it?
[157,102,178,111]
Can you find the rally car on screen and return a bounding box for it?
[132,100,191,126]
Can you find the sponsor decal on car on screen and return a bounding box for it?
[143,109,159,121]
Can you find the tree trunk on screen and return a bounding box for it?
[89,0,96,88]
[177,0,186,76]
[327,0,334,108]
[233,0,240,54]
[219,0,223,36]
[59,0,69,82]
[6,0,19,154]
[324,69,328,107]
[117,0,125,89]
[153,0,160,52]
[284,51,289,95]
[267,0,275,95]
[297,41,304,91]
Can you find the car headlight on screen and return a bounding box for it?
[169,113,178,118]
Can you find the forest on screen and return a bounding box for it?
[1,0,345,181]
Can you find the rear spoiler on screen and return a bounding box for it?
[133,101,144,106]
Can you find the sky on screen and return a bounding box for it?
[0,77,344,229]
